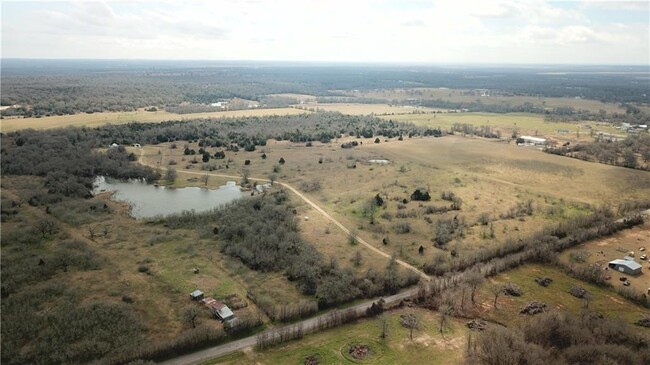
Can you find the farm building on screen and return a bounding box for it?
[190,290,204,301]
[519,136,547,146]
[608,259,642,275]
[201,298,235,321]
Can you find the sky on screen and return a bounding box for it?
[1,0,649,64]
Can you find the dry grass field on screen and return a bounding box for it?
[378,112,623,143]
[477,263,650,328]
[293,103,446,115]
[141,134,650,272]
[0,107,307,132]
[339,88,627,114]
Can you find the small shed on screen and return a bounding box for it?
[190,290,204,301]
[216,305,235,321]
[608,259,642,275]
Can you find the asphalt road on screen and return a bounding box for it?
[158,287,419,365]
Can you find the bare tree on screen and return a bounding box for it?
[268,173,277,185]
[164,167,177,183]
[380,315,389,340]
[438,304,452,335]
[491,284,504,309]
[34,218,58,240]
[466,270,485,305]
[88,225,98,241]
[400,312,419,340]
[353,250,362,267]
[183,306,200,329]
[241,168,250,185]
[200,173,209,186]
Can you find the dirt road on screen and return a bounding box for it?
[137,149,430,281]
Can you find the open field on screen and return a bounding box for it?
[477,263,650,328]
[207,307,467,365]
[560,220,650,293]
[339,88,628,114]
[141,134,650,272]
[378,112,623,143]
[0,107,308,132]
[293,103,446,115]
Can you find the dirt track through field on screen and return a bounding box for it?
[137,149,430,281]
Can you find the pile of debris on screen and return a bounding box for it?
[466,319,487,331]
[304,354,320,365]
[520,301,547,315]
[504,283,524,296]
[534,277,553,287]
[225,293,248,310]
[636,316,650,328]
[348,344,370,360]
[568,286,588,299]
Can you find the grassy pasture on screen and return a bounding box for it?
[477,263,650,328]
[294,103,445,115]
[143,134,650,272]
[0,107,307,132]
[379,112,623,142]
[207,307,468,365]
[340,88,627,114]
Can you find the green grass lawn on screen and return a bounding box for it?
[206,307,467,365]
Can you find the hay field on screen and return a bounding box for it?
[142,135,650,271]
[379,112,622,141]
[0,107,307,132]
[294,103,445,115]
[340,88,627,114]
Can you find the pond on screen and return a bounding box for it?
[93,176,246,219]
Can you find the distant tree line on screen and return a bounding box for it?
[2,61,647,116]
[1,132,160,202]
[1,112,422,201]
[545,134,650,170]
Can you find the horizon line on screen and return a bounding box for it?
[2,58,649,68]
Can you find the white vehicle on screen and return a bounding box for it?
[640,254,648,260]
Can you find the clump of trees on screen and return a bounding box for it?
[162,192,417,309]
[545,134,650,170]
[467,312,650,365]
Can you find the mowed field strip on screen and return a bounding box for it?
[0,107,309,132]
[137,149,431,281]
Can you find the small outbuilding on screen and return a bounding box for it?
[190,290,204,301]
[202,298,235,321]
[608,259,642,276]
[519,136,547,146]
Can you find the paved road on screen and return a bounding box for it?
[137,148,430,281]
[158,287,419,365]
